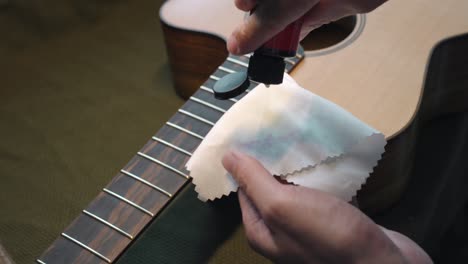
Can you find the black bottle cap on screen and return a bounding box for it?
[213,71,250,100]
[247,52,285,85]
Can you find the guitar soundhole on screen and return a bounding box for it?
[300,15,357,51]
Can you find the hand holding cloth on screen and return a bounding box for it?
[186,74,386,202]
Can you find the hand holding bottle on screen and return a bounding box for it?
[228,0,388,55]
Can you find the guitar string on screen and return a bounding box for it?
[61,233,112,263]
[227,57,249,68]
[137,152,190,179]
[209,75,220,81]
[200,86,238,103]
[189,97,227,113]
[244,52,304,60]
[166,122,205,140]
[178,109,215,126]
[120,169,173,197]
[52,54,300,260]
[243,53,296,65]
[123,52,300,198]
[101,55,254,223]
[218,66,235,74]
[82,210,134,240]
[152,136,193,157]
[103,188,154,217]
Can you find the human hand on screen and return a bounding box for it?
[228,0,388,55]
[222,151,433,264]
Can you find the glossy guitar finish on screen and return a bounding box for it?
[160,0,468,138]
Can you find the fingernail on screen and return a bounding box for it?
[222,150,241,172]
[228,37,242,55]
[236,45,242,55]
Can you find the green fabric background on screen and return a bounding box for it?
[0,1,181,262]
[116,185,269,264]
[2,0,467,263]
[0,1,271,263]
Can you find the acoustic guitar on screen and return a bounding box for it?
[37,0,468,263]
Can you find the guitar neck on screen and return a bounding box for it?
[38,51,304,263]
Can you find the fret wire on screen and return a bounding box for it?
[218,66,235,74]
[120,169,172,197]
[227,57,249,67]
[103,188,154,217]
[240,54,290,76]
[152,136,192,157]
[41,50,305,264]
[82,210,133,240]
[244,52,302,60]
[189,97,227,113]
[166,122,204,140]
[178,109,215,126]
[200,86,238,103]
[61,233,111,263]
[245,54,294,65]
[285,58,295,65]
[209,75,220,81]
[137,152,190,179]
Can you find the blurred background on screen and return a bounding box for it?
[0,0,184,263]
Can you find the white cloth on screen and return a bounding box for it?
[186,73,386,202]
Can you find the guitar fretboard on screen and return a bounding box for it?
[38,50,304,264]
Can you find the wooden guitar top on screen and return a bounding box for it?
[160,0,468,138]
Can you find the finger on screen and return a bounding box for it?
[299,24,320,41]
[234,0,257,12]
[227,0,319,54]
[238,190,278,257]
[238,189,262,226]
[300,1,353,39]
[227,13,268,54]
[380,227,433,264]
[222,150,283,213]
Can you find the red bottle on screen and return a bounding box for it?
[248,17,304,85]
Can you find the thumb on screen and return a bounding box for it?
[227,0,319,55]
[222,150,282,212]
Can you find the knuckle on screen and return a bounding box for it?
[255,11,283,32]
[245,229,260,249]
[246,237,266,257]
[234,0,247,10]
[262,192,289,222]
[244,227,267,254]
[331,212,373,256]
[244,227,277,259]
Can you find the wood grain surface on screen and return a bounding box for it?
[38,53,304,263]
[37,0,468,262]
[162,23,228,99]
[160,0,468,138]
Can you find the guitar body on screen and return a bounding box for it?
[160,0,468,137]
[117,32,468,263]
[38,1,468,263]
[160,0,468,212]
